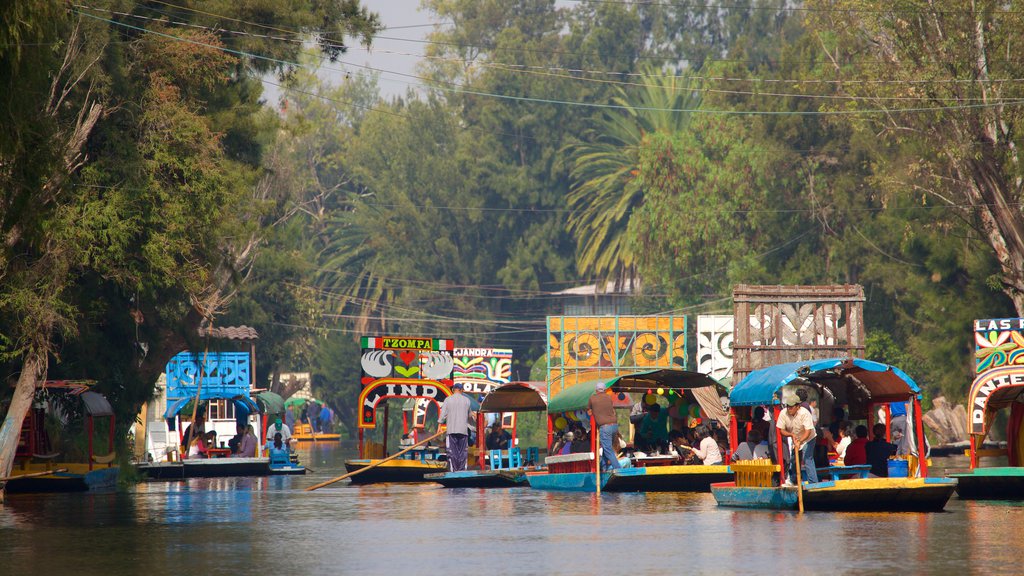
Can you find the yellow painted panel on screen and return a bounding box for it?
[641,465,731,476]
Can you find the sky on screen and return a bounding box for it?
[353,0,436,99]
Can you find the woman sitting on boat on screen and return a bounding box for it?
[675,425,723,465]
[265,432,289,464]
[233,425,258,458]
[187,431,216,459]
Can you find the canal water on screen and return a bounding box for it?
[2,446,1023,575]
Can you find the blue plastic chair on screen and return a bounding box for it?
[490,449,504,470]
[508,447,522,468]
[525,447,539,467]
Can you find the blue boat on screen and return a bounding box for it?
[713,357,957,512]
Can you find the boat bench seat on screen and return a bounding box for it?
[816,464,871,480]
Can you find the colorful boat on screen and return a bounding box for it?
[343,336,456,484]
[712,357,957,512]
[136,352,306,479]
[947,317,1024,499]
[291,422,341,443]
[527,369,734,493]
[427,381,549,488]
[3,382,120,494]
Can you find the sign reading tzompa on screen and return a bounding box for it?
[969,318,1024,435]
[358,336,455,428]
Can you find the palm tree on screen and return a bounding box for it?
[564,65,700,286]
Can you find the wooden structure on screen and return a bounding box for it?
[731,285,865,386]
[546,315,687,399]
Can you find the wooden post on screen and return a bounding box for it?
[914,397,928,476]
[382,403,390,457]
[108,415,115,467]
[728,407,738,464]
[358,427,364,459]
[884,404,892,442]
[970,435,977,470]
[773,405,784,485]
[794,440,804,514]
[592,414,601,496]
[477,412,485,470]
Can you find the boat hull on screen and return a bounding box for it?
[526,465,732,493]
[425,469,529,488]
[527,471,607,492]
[949,467,1024,500]
[3,466,119,494]
[344,459,448,484]
[137,457,272,479]
[712,477,958,512]
[605,465,732,492]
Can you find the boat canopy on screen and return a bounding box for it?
[80,391,114,417]
[547,369,727,426]
[728,357,920,408]
[163,394,260,419]
[256,391,286,418]
[479,382,547,413]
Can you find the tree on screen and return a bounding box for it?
[806,0,1024,314]
[563,66,700,285]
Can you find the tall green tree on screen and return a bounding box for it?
[563,66,700,285]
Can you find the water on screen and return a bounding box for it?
[2,447,1023,576]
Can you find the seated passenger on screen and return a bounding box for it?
[570,428,591,453]
[234,424,257,458]
[683,425,724,465]
[228,424,244,454]
[732,429,771,461]
[266,432,289,465]
[399,433,415,448]
[485,422,512,450]
[669,430,697,464]
[637,404,670,454]
[551,431,574,456]
[865,423,897,477]
[828,421,853,465]
[843,424,870,466]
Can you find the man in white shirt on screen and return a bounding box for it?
[439,382,474,471]
[776,399,818,485]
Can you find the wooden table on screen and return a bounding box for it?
[632,455,680,467]
[206,448,232,458]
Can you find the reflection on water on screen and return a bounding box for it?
[2,448,1024,576]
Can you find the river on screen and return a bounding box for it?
[2,446,1022,575]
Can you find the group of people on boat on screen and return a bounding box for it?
[179,414,296,460]
[738,387,905,485]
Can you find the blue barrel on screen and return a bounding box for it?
[887,459,909,478]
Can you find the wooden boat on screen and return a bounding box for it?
[138,457,274,479]
[714,357,956,512]
[3,464,119,494]
[430,381,548,489]
[343,458,448,484]
[344,336,458,484]
[947,317,1024,500]
[5,383,120,494]
[712,477,958,512]
[290,422,341,443]
[527,369,733,493]
[425,469,529,488]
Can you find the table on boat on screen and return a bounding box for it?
[206,448,232,458]
[631,455,680,467]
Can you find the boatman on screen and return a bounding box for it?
[439,382,474,472]
[776,397,818,486]
[587,382,622,471]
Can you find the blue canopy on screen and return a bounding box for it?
[729,357,920,407]
[163,394,260,419]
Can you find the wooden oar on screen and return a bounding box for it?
[793,439,804,514]
[0,467,69,482]
[305,430,446,491]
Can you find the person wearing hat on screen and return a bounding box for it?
[587,382,622,470]
[439,382,475,471]
[270,415,293,452]
[776,397,818,486]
